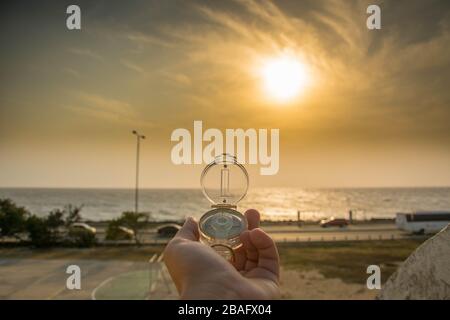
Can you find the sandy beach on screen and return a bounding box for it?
[280,269,377,300]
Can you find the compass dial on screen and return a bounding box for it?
[200,208,247,240]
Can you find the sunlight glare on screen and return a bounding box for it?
[261,54,310,102]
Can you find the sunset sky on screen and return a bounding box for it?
[1,0,450,188]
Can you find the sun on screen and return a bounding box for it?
[261,54,310,102]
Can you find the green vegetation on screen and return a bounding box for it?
[67,227,97,247]
[278,239,427,284]
[0,199,29,241]
[26,215,59,247]
[64,205,96,247]
[26,205,92,247]
[105,218,134,241]
[0,198,95,247]
[0,198,152,248]
[106,211,149,245]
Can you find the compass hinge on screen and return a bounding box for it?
[211,204,237,209]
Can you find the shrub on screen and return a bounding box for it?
[64,204,83,227]
[106,212,149,245]
[26,205,91,247]
[0,198,29,241]
[68,228,97,247]
[26,215,56,247]
[105,218,133,241]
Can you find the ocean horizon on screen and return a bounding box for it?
[1,187,449,222]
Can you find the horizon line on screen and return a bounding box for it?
[1,185,450,190]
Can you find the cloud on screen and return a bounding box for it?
[161,71,191,86]
[62,0,450,140]
[62,67,81,78]
[67,48,104,61]
[124,32,175,48]
[64,92,151,127]
[120,59,147,75]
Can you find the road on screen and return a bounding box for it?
[0,223,408,245]
[269,229,406,242]
[98,223,408,244]
[262,223,408,242]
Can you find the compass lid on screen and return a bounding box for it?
[200,154,249,206]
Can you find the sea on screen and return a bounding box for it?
[0,187,449,222]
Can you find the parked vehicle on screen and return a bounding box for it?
[396,211,450,234]
[67,222,97,247]
[320,217,348,228]
[68,222,96,235]
[117,226,135,240]
[157,224,181,237]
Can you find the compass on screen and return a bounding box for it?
[199,154,249,260]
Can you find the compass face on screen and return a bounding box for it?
[199,208,247,241]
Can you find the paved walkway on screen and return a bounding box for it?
[0,255,176,300]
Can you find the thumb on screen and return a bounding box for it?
[249,228,280,280]
[174,217,200,241]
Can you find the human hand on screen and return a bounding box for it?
[163,209,280,300]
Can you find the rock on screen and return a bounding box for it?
[378,225,450,299]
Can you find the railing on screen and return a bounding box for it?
[273,233,423,243]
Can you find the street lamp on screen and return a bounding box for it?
[132,130,146,214]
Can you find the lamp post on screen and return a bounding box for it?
[132,130,145,214]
